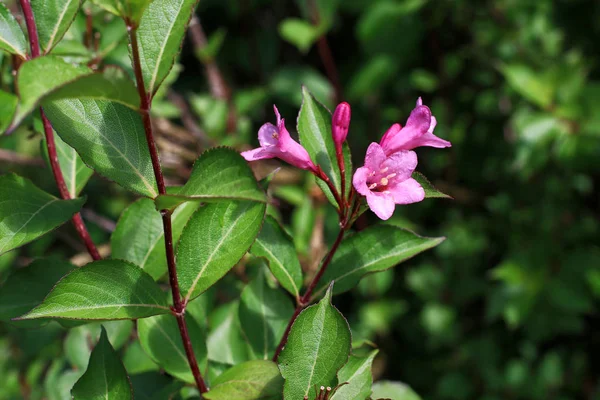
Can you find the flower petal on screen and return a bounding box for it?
[364,142,386,171]
[388,178,425,205]
[257,123,279,147]
[241,146,278,162]
[366,191,395,220]
[352,167,371,196]
[379,123,401,149]
[382,150,418,181]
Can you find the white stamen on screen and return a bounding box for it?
[380,177,388,186]
[380,167,389,173]
[272,132,279,139]
[368,183,378,190]
[386,173,397,179]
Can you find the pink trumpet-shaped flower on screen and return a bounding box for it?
[241,105,318,173]
[332,102,351,149]
[379,97,451,155]
[353,142,424,220]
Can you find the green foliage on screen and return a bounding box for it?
[32,0,81,53]
[0,3,27,58]
[278,285,351,399]
[71,327,133,399]
[331,349,378,400]
[203,360,284,400]
[0,173,85,255]
[18,260,170,320]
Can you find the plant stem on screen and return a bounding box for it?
[273,226,346,361]
[310,0,342,103]
[128,24,208,394]
[19,0,101,261]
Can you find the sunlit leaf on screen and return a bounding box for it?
[203,360,284,400]
[0,3,27,58]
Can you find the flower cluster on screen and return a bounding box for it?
[241,98,451,220]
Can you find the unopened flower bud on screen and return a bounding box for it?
[332,102,351,149]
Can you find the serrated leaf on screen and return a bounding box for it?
[42,132,93,197]
[239,268,294,360]
[178,201,266,302]
[71,327,133,399]
[32,0,81,53]
[138,313,207,384]
[0,3,27,58]
[250,216,303,298]
[155,148,266,210]
[0,258,75,326]
[331,350,378,400]
[135,0,197,96]
[315,225,445,296]
[412,172,451,199]
[17,259,170,320]
[297,87,351,207]
[9,56,139,132]
[44,98,158,197]
[0,90,17,133]
[111,198,198,280]
[371,381,422,400]
[91,0,151,24]
[278,284,351,399]
[203,360,284,400]
[0,173,85,255]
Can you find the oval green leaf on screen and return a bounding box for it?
[250,216,303,298]
[0,3,27,58]
[44,98,158,197]
[32,0,81,53]
[0,173,85,255]
[315,225,445,297]
[71,327,133,400]
[331,349,378,400]
[177,200,266,302]
[17,259,170,320]
[203,360,284,400]
[278,284,351,399]
[137,313,207,384]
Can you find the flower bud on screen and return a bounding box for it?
[332,102,351,148]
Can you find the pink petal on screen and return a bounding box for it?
[332,102,351,145]
[273,105,282,126]
[257,123,279,147]
[416,97,423,106]
[364,142,386,171]
[241,146,278,162]
[366,191,395,220]
[382,150,418,181]
[379,123,401,149]
[352,167,371,196]
[388,178,425,205]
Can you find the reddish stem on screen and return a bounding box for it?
[128,25,208,394]
[20,0,101,261]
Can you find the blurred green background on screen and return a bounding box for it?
[1,0,600,399]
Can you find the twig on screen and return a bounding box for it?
[19,0,101,261]
[166,90,212,148]
[310,0,342,103]
[0,149,44,166]
[127,23,208,395]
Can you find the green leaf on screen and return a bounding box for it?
[178,201,266,302]
[239,268,294,360]
[500,64,555,109]
[44,99,158,197]
[155,148,266,210]
[195,28,226,63]
[0,3,27,58]
[0,258,75,326]
[250,216,303,298]
[123,341,159,375]
[112,198,198,280]
[278,284,351,399]
[71,327,133,399]
[17,259,170,320]
[0,173,85,255]
[315,225,445,296]
[91,0,152,24]
[9,56,139,132]
[297,87,350,207]
[129,372,183,400]
[207,302,250,365]
[331,350,378,400]
[412,172,451,199]
[203,360,284,400]
[137,314,207,384]
[0,90,17,133]
[371,380,422,400]
[135,0,197,96]
[32,0,81,53]
[42,132,93,197]
[278,18,322,53]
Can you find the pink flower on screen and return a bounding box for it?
[332,102,351,149]
[353,142,424,220]
[379,97,451,156]
[241,105,317,173]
